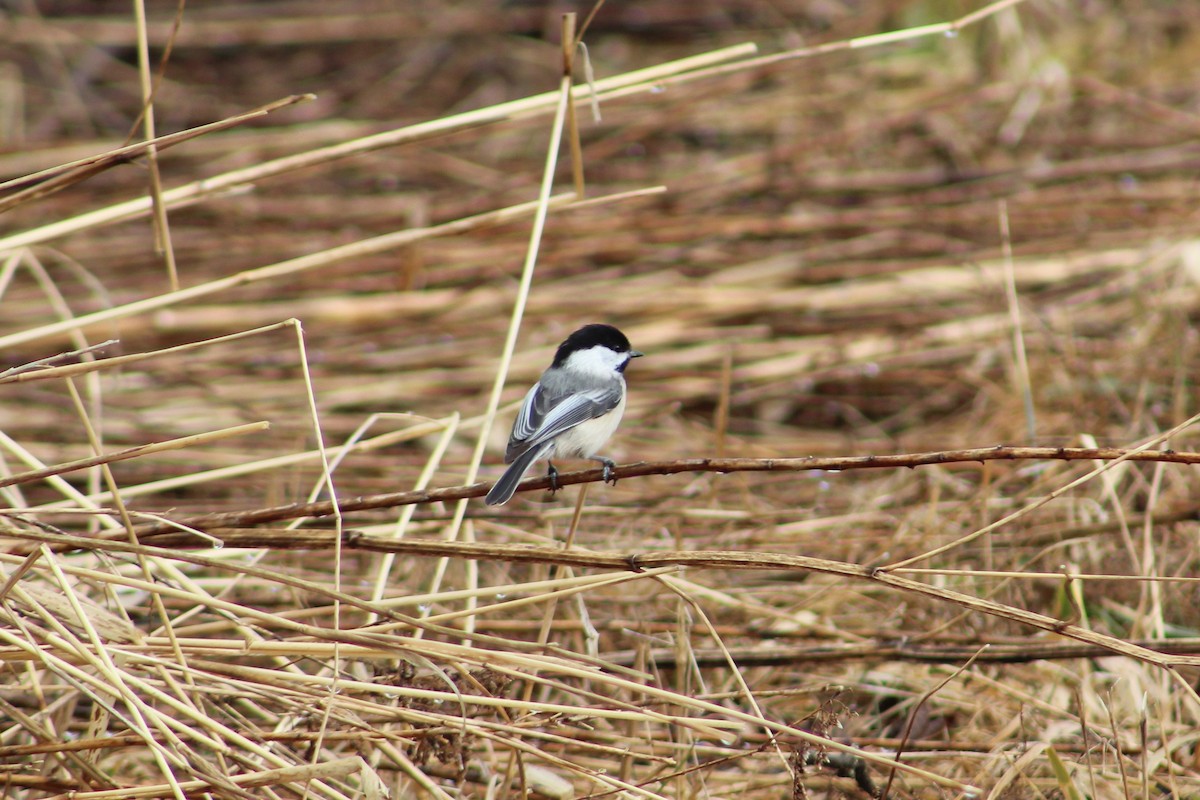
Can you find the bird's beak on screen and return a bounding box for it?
[630,350,644,358]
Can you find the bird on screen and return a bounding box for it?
[485,323,643,506]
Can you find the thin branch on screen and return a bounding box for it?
[109,446,1200,536]
[0,95,313,213]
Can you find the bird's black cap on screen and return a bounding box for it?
[551,323,641,367]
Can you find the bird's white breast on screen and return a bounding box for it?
[551,387,627,459]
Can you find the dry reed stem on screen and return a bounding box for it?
[0,44,752,253]
[41,757,365,800]
[130,0,176,293]
[0,421,268,489]
[23,526,1200,674]
[0,188,662,352]
[424,19,579,608]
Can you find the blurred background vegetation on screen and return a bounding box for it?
[3,2,1200,797]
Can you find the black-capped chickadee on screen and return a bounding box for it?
[485,323,643,506]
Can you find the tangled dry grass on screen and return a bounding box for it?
[3,1,1200,798]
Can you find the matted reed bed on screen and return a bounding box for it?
[2,2,1200,798]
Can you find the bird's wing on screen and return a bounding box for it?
[508,382,547,444]
[505,381,623,462]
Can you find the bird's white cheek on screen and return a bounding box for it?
[564,346,629,377]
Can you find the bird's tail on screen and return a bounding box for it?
[485,443,552,506]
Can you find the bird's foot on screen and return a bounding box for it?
[594,456,617,486]
[546,462,560,494]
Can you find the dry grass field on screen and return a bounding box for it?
[3,1,1200,798]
